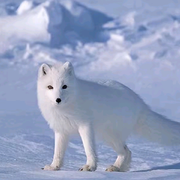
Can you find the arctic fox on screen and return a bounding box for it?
[37,62,180,172]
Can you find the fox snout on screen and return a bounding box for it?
[56,98,61,104]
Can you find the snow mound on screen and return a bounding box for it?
[16,0,34,15]
[0,0,112,54]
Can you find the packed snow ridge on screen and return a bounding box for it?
[0,0,112,52]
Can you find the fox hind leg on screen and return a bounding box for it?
[118,145,131,172]
[106,144,131,172]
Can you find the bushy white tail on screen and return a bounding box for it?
[135,109,180,145]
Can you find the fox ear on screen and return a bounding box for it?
[63,62,74,76]
[39,63,51,77]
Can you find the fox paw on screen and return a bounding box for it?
[105,165,121,172]
[79,165,96,172]
[42,165,60,171]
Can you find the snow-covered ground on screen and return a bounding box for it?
[1,0,180,179]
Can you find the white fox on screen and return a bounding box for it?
[37,62,180,172]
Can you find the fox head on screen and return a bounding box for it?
[37,62,76,106]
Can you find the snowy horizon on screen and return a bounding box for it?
[1,0,180,179]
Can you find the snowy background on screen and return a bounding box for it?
[1,0,180,179]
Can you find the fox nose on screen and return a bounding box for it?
[56,98,61,104]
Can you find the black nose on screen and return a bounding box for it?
[56,98,61,103]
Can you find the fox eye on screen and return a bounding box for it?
[47,85,53,90]
[62,85,67,89]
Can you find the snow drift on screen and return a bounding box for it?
[0,0,112,53]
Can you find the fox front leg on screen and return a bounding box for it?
[78,125,97,171]
[42,132,69,171]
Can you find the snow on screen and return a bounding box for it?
[1,0,180,179]
[16,0,34,15]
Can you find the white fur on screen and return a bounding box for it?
[37,62,180,172]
